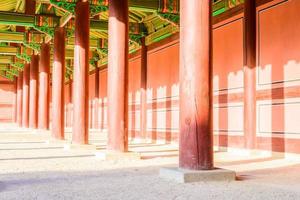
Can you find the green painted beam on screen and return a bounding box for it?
[11,63,24,70]
[60,12,73,27]
[66,38,99,49]
[0,31,24,43]
[213,0,244,16]
[145,24,178,45]
[49,0,159,15]
[0,12,127,33]
[0,46,19,55]
[0,70,12,81]
[23,42,41,52]
[0,56,13,64]
[0,11,34,27]
[129,0,159,12]
[0,64,9,70]
[0,11,144,32]
[90,20,108,31]
[16,53,31,63]
[6,69,19,76]
[66,49,74,59]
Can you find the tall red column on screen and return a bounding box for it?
[22,64,30,128]
[179,0,213,170]
[107,0,129,152]
[25,0,36,14]
[72,0,90,144]
[94,66,100,129]
[67,82,72,127]
[244,0,256,149]
[17,72,23,126]
[38,43,50,130]
[12,79,17,123]
[52,27,65,139]
[29,55,39,129]
[140,37,147,139]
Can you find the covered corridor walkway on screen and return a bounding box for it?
[0,0,300,199]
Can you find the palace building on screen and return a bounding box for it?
[0,0,300,199]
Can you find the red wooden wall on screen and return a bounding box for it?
[255,0,300,153]
[98,69,107,130]
[0,77,15,122]
[64,82,72,128]
[213,14,245,149]
[213,0,300,153]
[146,38,179,143]
[128,54,141,139]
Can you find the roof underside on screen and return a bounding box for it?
[0,0,244,81]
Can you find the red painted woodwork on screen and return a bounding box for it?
[256,0,300,153]
[0,78,15,122]
[107,0,129,152]
[68,82,72,128]
[128,55,141,140]
[87,68,99,130]
[29,55,39,129]
[72,1,90,144]
[147,39,179,143]
[99,69,108,130]
[213,15,245,149]
[95,68,99,98]
[12,79,17,123]
[64,82,72,128]
[179,0,213,170]
[22,64,30,128]
[49,85,52,125]
[211,0,300,154]
[94,67,100,129]
[213,18,244,91]
[140,38,147,140]
[16,73,23,126]
[244,0,257,149]
[88,73,95,129]
[38,43,50,130]
[52,27,65,139]
[25,0,36,15]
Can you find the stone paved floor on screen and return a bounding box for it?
[0,123,300,200]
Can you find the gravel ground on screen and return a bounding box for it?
[0,124,300,200]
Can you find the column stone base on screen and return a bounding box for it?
[95,150,140,161]
[160,167,236,183]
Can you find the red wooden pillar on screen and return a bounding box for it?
[22,64,30,128]
[72,0,90,144]
[94,66,100,129]
[244,0,256,149]
[67,81,72,127]
[29,55,39,129]
[52,27,65,139]
[17,72,23,126]
[179,0,213,170]
[140,37,147,139]
[23,0,35,127]
[38,43,50,130]
[25,0,36,14]
[12,79,17,123]
[107,0,129,152]
[89,100,92,129]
